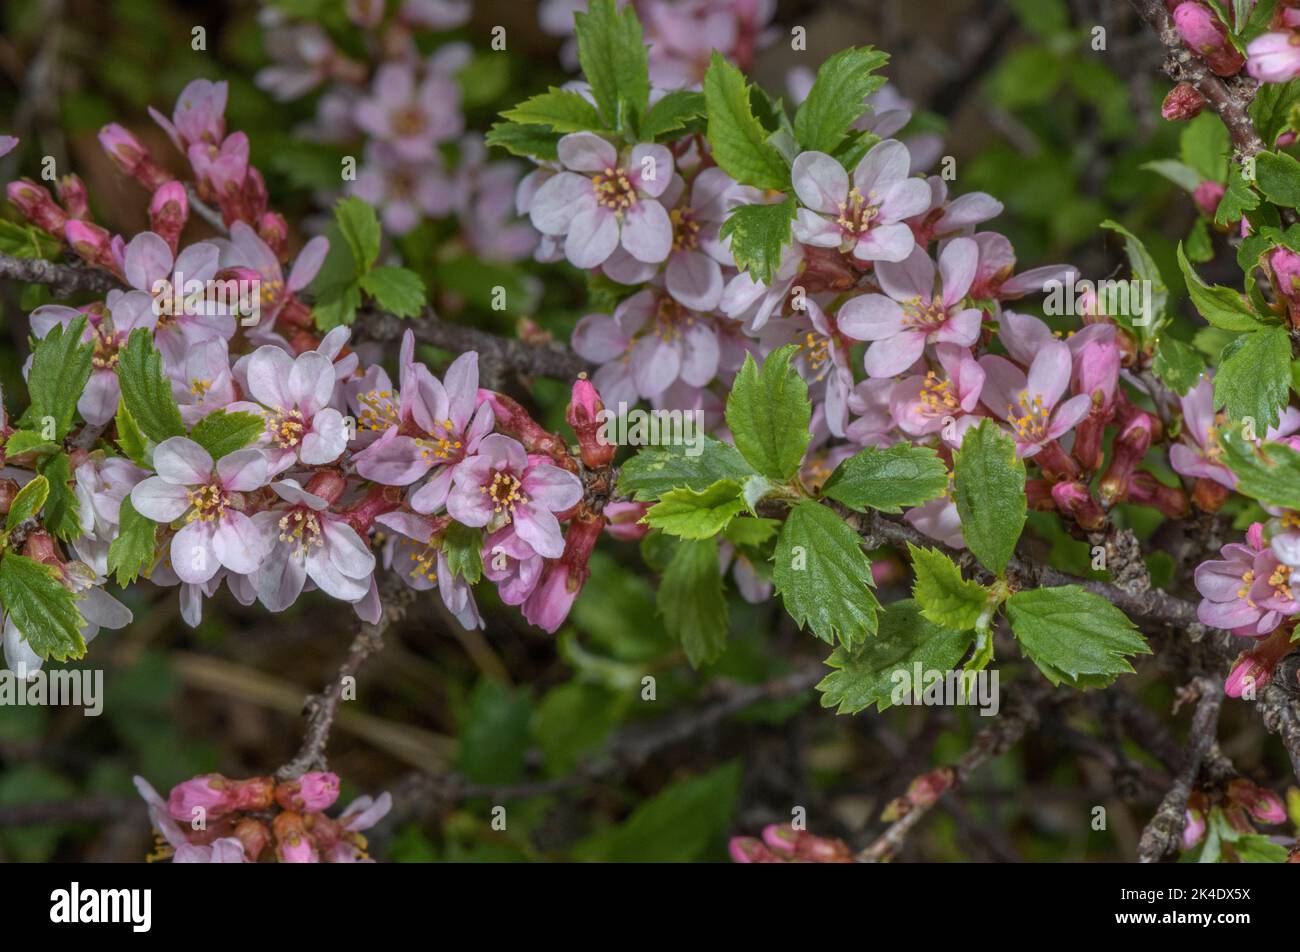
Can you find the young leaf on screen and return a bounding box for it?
[19,316,93,441]
[38,453,81,542]
[772,500,879,649]
[817,600,975,715]
[793,46,889,154]
[107,496,159,587]
[639,90,706,141]
[6,474,49,530]
[1006,585,1150,687]
[4,430,58,459]
[1214,326,1291,430]
[1176,243,1263,332]
[908,543,990,631]
[334,196,381,273]
[952,420,1025,576]
[575,0,650,132]
[117,329,186,444]
[617,437,756,501]
[485,121,561,161]
[1217,163,1260,225]
[1250,79,1300,148]
[645,480,746,539]
[0,553,85,662]
[442,522,483,585]
[1255,150,1300,209]
[658,537,728,667]
[719,197,797,285]
[823,443,948,513]
[501,87,604,133]
[359,266,426,318]
[1152,335,1207,396]
[188,410,266,459]
[114,398,150,467]
[703,52,790,190]
[1219,429,1300,509]
[724,346,811,482]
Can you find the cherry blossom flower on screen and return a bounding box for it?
[838,238,983,378]
[72,457,149,576]
[219,221,328,334]
[350,141,453,235]
[790,140,930,263]
[149,78,227,151]
[968,232,1078,302]
[1196,525,1299,636]
[375,511,483,629]
[482,525,545,606]
[758,299,854,436]
[529,133,674,269]
[719,242,803,331]
[172,338,239,426]
[130,437,272,585]
[133,777,247,864]
[889,343,985,437]
[353,60,463,161]
[241,346,349,473]
[978,340,1091,457]
[446,435,583,559]
[1247,30,1300,83]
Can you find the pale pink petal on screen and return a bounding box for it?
[792,151,848,214]
[154,437,214,486]
[620,200,673,263]
[838,294,906,342]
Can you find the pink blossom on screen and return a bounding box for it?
[845,377,897,447]
[1173,2,1245,77]
[133,777,247,863]
[838,238,984,378]
[968,232,1078,301]
[220,221,328,332]
[241,346,349,473]
[791,140,930,262]
[130,438,273,585]
[277,771,341,813]
[354,61,463,161]
[446,435,582,558]
[905,492,964,549]
[72,456,148,575]
[482,526,545,605]
[375,511,483,629]
[978,341,1091,457]
[758,299,854,436]
[350,140,453,235]
[1170,379,1300,487]
[454,135,538,262]
[0,135,17,158]
[529,132,674,269]
[1247,31,1300,82]
[171,338,238,425]
[149,78,227,151]
[889,343,984,437]
[719,242,803,331]
[719,541,772,603]
[1195,528,1298,636]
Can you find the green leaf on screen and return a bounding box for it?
[313,281,362,330]
[1176,243,1263,332]
[533,683,627,777]
[658,537,728,667]
[1141,158,1204,192]
[1217,163,1260,225]
[617,437,756,501]
[1100,219,1167,335]
[441,522,483,585]
[0,219,61,259]
[574,0,650,133]
[1219,428,1300,509]
[645,480,746,540]
[639,90,706,141]
[3,430,58,459]
[1250,79,1300,147]
[719,197,797,285]
[456,678,533,785]
[188,411,265,459]
[38,453,81,542]
[573,762,741,862]
[724,346,811,482]
[0,553,84,662]
[823,443,948,514]
[792,46,889,154]
[334,195,381,273]
[114,398,150,467]
[908,544,991,631]
[1255,150,1300,209]
[1233,833,1290,863]
[359,266,426,318]
[107,496,159,587]
[1006,586,1150,686]
[1180,113,1229,183]
[817,600,975,714]
[501,87,604,133]
[703,52,790,190]
[6,475,49,530]
[1152,335,1208,396]
[722,516,779,548]
[773,500,879,649]
[485,121,561,161]
[116,329,186,444]
[18,316,93,442]
[1214,326,1291,430]
[952,420,1025,577]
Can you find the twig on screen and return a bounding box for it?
[1136,676,1222,862]
[0,252,122,297]
[275,576,417,781]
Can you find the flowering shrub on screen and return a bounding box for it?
[5,0,1300,865]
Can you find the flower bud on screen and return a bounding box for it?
[149,181,189,254]
[1193,476,1230,512]
[566,376,615,469]
[1174,2,1246,76]
[233,817,271,862]
[275,771,341,813]
[478,389,571,464]
[56,175,90,220]
[522,511,604,633]
[603,500,650,540]
[1193,180,1226,218]
[65,220,118,273]
[258,211,288,259]
[98,123,173,191]
[226,775,275,811]
[6,179,68,236]
[273,811,320,863]
[1051,480,1107,529]
[1127,472,1189,519]
[1227,778,1288,824]
[1182,793,1208,850]
[166,774,235,822]
[1161,82,1207,120]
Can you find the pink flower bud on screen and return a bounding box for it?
[6,178,68,235]
[603,500,650,541]
[234,817,270,862]
[1182,794,1208,849]
[1174,3,1246,76]
[258,211,288,259]
[478,389,571,463]
[64,220,119,274]
[56,175,89,220]
[166,774,235,822]
[275,771,341,813]
[729,836,777,863]
[226,775,276,811]
[1051,480,1107,530]
[1247,30,1300,83]
[1127,472,1189,519]
[1228,779,1288,824]
[1099,409,1155,506]
[567,376,615,469]
[98,123,173,191]
[1161,82,1207,120]
[149,181,189,254]
[273,812,320,863]
[1193,180,1225,218]
[906,767,956,808]
[1272,248,1300,324]
[522,512,604,633]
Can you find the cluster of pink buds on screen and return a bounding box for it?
[133,771,391,863]
[729,824,854,863]
[1182,779,1291,860]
